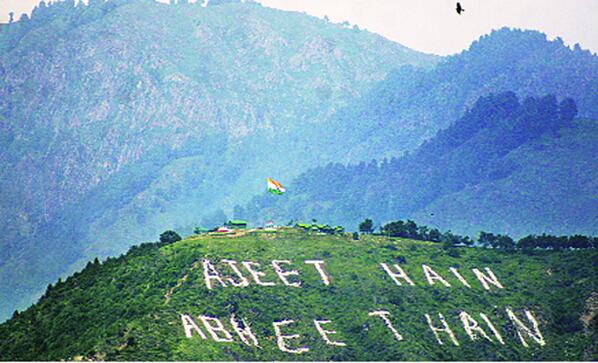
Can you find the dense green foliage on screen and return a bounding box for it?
[0,230,596,360]
[0,0,436,321]
[376,219,597,251]
[159,230,182,244]
[242,93,598,238]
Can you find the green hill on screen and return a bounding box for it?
[1,229,596,360]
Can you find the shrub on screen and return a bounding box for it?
[159,230,181,244]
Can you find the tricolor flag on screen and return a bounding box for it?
[267,178,286,195]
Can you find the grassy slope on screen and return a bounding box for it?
[0,229,596,361]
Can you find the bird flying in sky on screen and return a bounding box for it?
[456,2,464,15]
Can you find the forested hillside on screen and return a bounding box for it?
[0,0,435,321]
[241,92,598,238]
[320,28,598,162]
[1,0,597,324]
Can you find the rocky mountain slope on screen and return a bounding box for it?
[0,0,436,321]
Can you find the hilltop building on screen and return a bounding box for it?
[225,220,248,229]
[193,227,210,234]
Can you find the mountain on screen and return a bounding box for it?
[2,2,598,324]
[320,28,598,163]
[1,230,596,360]
[241,92,598,238]
[0,0,437,321]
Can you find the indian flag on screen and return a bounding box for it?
[267,178,286,195]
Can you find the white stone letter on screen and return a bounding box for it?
[380,263,415,286]
[304,260,331,285]
[479,313,505,344]
[459,311,492,342]
[505,308,546,347]
[449,267,471,288]
[314,319,346,346]
[273,320,309,354]
[181,314,207,339]
[230,314,260,347]
[203,259,227,289]
[221,259,250,287]
[472,267,504,290]
[369,310,403,341]
[272,260,301,287]
[242,261,276,286]
[199,315,234,342]
[422,264,451,287]
[425,313,460,346]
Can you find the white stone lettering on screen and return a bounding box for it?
[272,260,301,287]
[505,308,546,347]
[380,263,415,286]
[230,313,260,347]
[479,313,505,344]
[425,313,460,346]
[369,310,403,341]
[422,264,451,287]
[221,259,250,287]
[459,311,492,342]
[242,261,276,286]
[304,260,331,285]
[449,267,471,288]
[199,315,234,342]
[472,267,504,290]
[203,259,227,289]
[273,320,309,354]
[314,319,346,346]
[181,314,207,339]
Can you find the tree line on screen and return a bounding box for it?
[359,218,597,251]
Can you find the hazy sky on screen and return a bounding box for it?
[1,0,597,55]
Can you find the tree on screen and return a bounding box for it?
[404,220,418,239]
[495,235,515,250]
[558,98,577,127]
[352,232,359,240]
[359,218,374,234]
[478,231,497,248]
[460,235,474,246]
[428,228,441,243]
[440,230,461,248]
[517,235,537,252]
[417,225,429,240]
[569,235,590,249]
[160,230,181,244]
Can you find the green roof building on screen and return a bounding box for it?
[225,220,248,229]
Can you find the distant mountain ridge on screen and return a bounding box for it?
[241,92,598,238]
[320,28,598,163]
[0,0,436,321]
